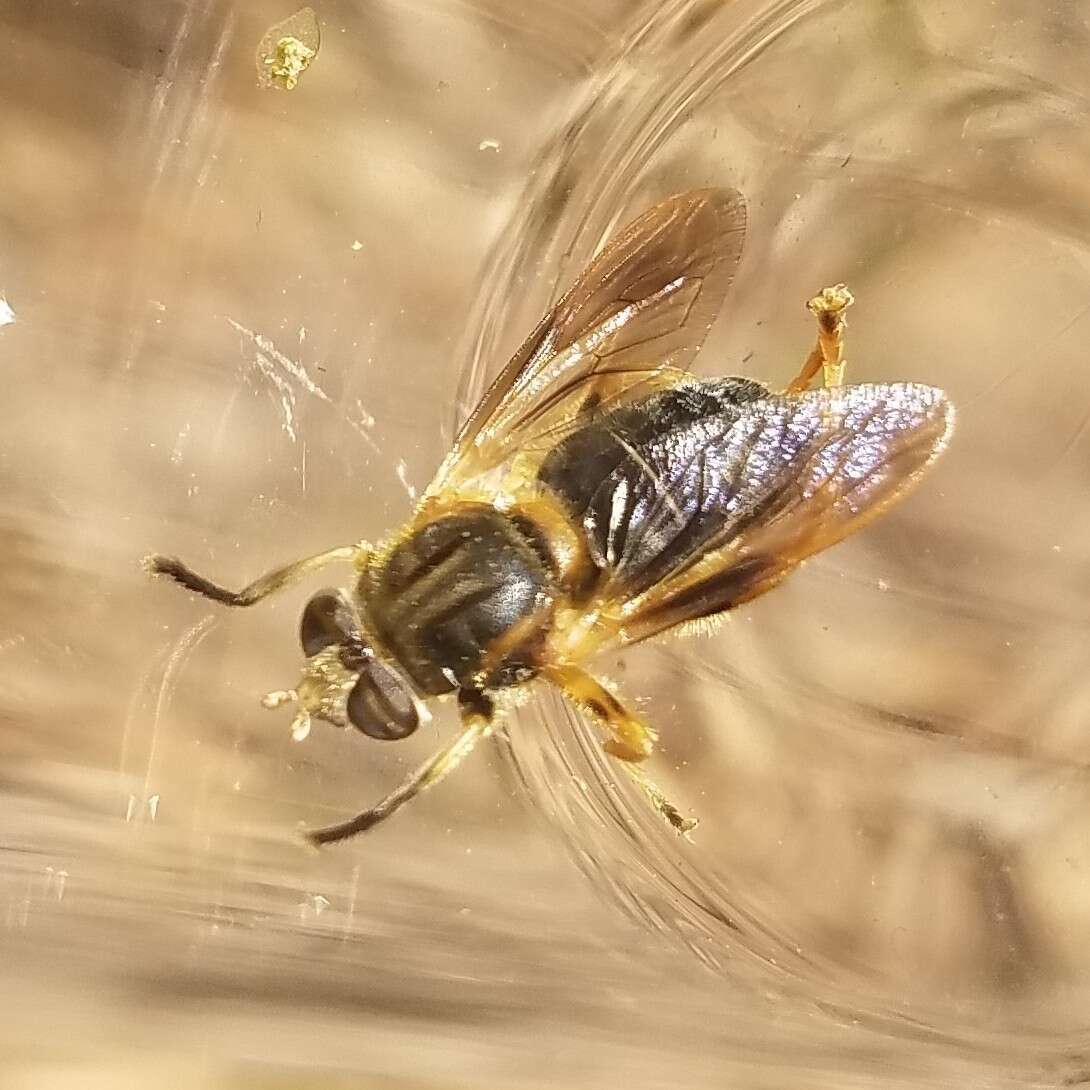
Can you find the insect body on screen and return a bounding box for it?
[147,190,954,844]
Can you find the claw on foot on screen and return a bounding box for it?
[622,763,698,841]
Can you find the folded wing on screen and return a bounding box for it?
[556,381,954,650]
[429,189,748,495]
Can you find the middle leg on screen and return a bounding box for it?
[545,664,697,836]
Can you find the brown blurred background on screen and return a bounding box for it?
[2,0,1090,1086]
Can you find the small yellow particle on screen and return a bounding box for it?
[257,8,320,90]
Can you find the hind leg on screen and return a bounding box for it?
[785,283,854,393]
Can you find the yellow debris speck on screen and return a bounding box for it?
[257,8,320,90]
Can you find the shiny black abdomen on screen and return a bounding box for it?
[537,378,770,597]
[363,505,557,695]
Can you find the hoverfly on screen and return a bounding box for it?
[147,189,953,845]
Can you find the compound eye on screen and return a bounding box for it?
[299,590,358,657]
[346,659,422,740]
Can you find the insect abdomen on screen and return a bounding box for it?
[364,505,557,695]
[536,378,769,594]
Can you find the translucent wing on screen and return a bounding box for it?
[428,188,747,495]
[551,381,954,653]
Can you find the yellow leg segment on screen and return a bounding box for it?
[545,664,697,837]
[785,283,854,393]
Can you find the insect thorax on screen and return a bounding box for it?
[361,504,559,696]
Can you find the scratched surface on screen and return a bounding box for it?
[2,1,1090,1087]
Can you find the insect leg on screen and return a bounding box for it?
[144,545,360,607]
[619,763,698,839]
[545,663,655,760]
[545,664,697,837]
[784,283,854,393]
[304,690,497,845]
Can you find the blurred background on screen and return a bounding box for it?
[2,0,1090,1085]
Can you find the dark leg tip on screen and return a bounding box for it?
[303,810,385,847]
[141,553,243,605]
[143,553,175,577]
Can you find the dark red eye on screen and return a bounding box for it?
[347,659,421,740]
[299,590,359,657]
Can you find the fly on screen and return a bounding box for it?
[146,190,953,844]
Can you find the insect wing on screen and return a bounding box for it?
[600,382,954,647]
[428,188,747,494]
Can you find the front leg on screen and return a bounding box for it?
[144,544,362,607]
[545,664,697,837]
[305,689,498,845]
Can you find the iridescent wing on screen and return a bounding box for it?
[427,189,747,495]
[554,381,954,654]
